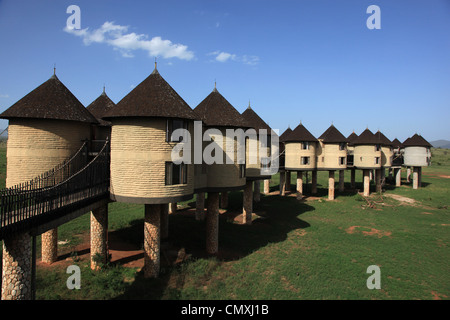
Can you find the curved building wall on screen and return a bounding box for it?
[284,142,317,171]
[316,142,347,171]
[6,119,91,187]
[110,118,194,204]
[353,145,382,169]
[204,127,246,191]
[403,146,431,167]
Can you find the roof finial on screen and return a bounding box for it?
[248,99,251,109]
[213,79,218,92]
[53,63,56,75]
[155,57,157,70]
[102,84,106,95]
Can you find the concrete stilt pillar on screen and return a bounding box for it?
[395,168,402,187]
[312,170,317,194]
[363,169,371,196]
[339,170,345,192]
[253,180,261,202]
[169,202,177,214]
[264,179,270,194]
[381,168,386,187]
[90,204,109,270]
[280,171,286,196]
[243,180,253,225]
[41,228,58,264]
[220,192,229,208]
[296,171,303,199]
[328,171,335,200]
[370,170,373,181]
[407,167,411,183]
[195,192,205,221]
[376,169,382,193]
[351,168,356,189]
[160,203,169,240]
[144,204,161,278]
[2,232,32,300]
[413,167,419,190]
[206,192,220,255]
[285,171,291,192]
[418,167,422,188]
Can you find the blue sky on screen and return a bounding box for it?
[0,0,449,142]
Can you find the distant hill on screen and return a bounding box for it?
[431,140,450,149]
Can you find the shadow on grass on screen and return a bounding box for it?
[112,191,313,299]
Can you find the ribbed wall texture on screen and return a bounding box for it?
[6,119,91,187]
[316,142,347,170]
[110,118,194,203]
[284,142,317,170]
[403,146,431,167]
[354,145,382,169]
[381,146,393,167]
[204,128,246,190]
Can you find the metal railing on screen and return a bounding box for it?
[0,141,110,239]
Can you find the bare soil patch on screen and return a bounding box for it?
[345,226,392,238]
[384,193,416,204]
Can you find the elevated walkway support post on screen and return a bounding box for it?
[395,168,402,187]
[2,232,32,300]
[328,170,335,200]
[195,192,205,221]
[279,171,286,196]
[351,168,356,189]
[253,180,261,203]
[243,180,253,225]
[296,171,303,200]
[41,228,58,264]
[160,204,169,240]
[339,170,345,192]
[264,179,270,194]
[311,170,317,194]
[363,169,371,196]
[90,204,109,270]
[206,192,220,255]
[144,204,161,278]
[220,191,229,208]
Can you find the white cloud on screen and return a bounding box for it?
[209,51,259,65]
[0,94,9,98]
[64,21,194,61]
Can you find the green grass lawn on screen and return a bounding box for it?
[1,146,449,300]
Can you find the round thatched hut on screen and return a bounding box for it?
[103,65,198,277]
[402,134,432,189]
[283,122,319,197]
[0,72,98,298]
[193,84,249,249]
[316,124,348,200]
[86,87,116,141]
[352,128,382,196]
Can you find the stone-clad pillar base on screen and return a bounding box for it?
[144,204,161,278]
[311,170,317,194]
[279,171,286,196]
[395,168,401,187]
[196,192,205,221]
[206,193,220,255]
[376,169,382,193]
[285,171,291,192]
[90,204,108,270]
[296,171,303,199]
[243,180,253,225]
[413,167,420,190]
[253,180,261,202]
[264,179,270,194]
[41,228,58,264]
[339,170,345,192]
[161,203,169,240]
[2,232,32,300]
[351,168,356,189]
[220,192,229,208]
[363,169,371,196]
[328,171,335,200]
